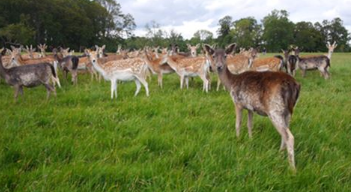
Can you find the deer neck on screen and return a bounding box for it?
[327,50,332,59]
[217,64,238,91]
[91,59,108,78]
[0,56,9,79]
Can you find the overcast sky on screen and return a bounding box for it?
[118,0,351,39]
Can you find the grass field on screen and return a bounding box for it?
[1,53,351,191]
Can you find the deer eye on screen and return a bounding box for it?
[224,55,227,58]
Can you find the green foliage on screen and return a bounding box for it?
[231,17,262,48]
[0,53,351,191]
[293,22,324,52]
[262,10,295,52]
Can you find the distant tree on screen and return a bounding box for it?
[293,21,323,52]
[231,17,262,48]
[321,18,350,51]
[262,10,294,52]
[193,30,213,42]
[217,16,234,47]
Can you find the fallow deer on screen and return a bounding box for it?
[204,43,300,170]
[87,50,149,99]
[37,44,48,57]
[293,47,330,79]
[10,46,59,79]
[326,41,337,59]
[187,44,200,57]
[161,52,211,92]
[143,50,174,88]
[282,49,298,76]
[0,52,60,101]
[55,50,79,85]
[23,45,41,59]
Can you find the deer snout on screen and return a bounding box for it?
[92,59,96,63]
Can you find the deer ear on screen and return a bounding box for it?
[196,44,200,49]
[225,43,236,55]
[102,45,106,49]
[204,44,214,55]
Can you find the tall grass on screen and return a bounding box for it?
[0,53,351,191]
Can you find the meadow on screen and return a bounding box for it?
[0,53,351,191]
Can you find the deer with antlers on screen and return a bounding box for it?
[204,43,300,170]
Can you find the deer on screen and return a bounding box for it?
[204,43,301,170]
[187,44,200,57]
[161,51,211,92]
[293,47,330,79]
[55,49,79,85]
[0,51,60,101]
[143,49,174,88]
[326,41,337,60]
[248,49,283,72]
[37,44,48,57]
[86,50,149,99]
[10,46,59,79]
[23,45,41,59]
[282,49,298,76]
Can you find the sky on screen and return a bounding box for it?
[118,0,351,39]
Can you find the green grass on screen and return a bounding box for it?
[1,53,351,191]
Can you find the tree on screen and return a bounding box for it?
[193,30,213,42]
[217,16,233,47]
[293,21,323,52]
[262,10,294,52]
[231,17,262,48]
[321,18,350,51]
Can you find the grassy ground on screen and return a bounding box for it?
[0,53,351,191]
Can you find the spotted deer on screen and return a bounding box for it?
[10,46,59,77]
[143,50,174,88]
[187,44,200,57]
[204,43,301,170]
[248,49,283,72]
[161,52,211,92]
[87,50,149,99]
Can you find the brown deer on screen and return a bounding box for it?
[204,43,301,170]
[143,49,174,88]
[0,52,60,101]
[282,49,298,76]
[37,44,48,57]
[293,47,330,79]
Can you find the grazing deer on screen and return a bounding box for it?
[87,50,149,99]
[161,52,211,92]
[0,53,60,101]
[37,44,48,57]
[204,43,301,170]
[293,47,330,79]
[143,50,174,88]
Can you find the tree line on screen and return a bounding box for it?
[0,0,350,53]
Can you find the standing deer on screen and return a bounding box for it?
[0,53,60,101]
[87,50,149,99]
[37,44,48,57]
[326,41,337,59]
[293,47,330,79]
[282,49,298,76]
[204,43,301,170]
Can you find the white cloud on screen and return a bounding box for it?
[118,0,351,39]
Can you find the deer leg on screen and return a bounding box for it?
[200,74,208,93]
[44,84,55,100]
[13,85,21,101]
[302,69,306,78]
[180,75,184,89]
[110,80,115,99]
[235,105,243,137]
[158,73,163,88]
[247,110,253,138]
[185,77,189,89]
[134,79,141,96]
[270,113,296,170]
[136,76,149,97]
[217,77,221,91]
